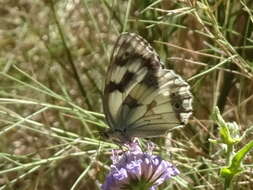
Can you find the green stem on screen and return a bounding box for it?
[226,144,234,166]
[49,0,93,110]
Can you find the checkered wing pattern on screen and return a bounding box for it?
[103,33,192,142]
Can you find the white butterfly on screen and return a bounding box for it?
[102,33,192,143]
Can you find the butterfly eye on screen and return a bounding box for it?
[170,92,183,110]
[173,102,181,110]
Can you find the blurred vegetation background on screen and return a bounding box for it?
[0,0,253,189]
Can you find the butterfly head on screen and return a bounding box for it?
[100,128,133,144]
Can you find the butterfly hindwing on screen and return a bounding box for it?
[122,69,192,138]
[103,33,192,142]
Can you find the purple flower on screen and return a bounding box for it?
[102,142,180,190]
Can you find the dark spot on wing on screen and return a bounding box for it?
[115,52,138,66]
[120,71,135,89]
[170,92,191,111]
[170,91,192,122]
[106,81,119,93]
[106,71,135,93]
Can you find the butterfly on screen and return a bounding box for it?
[102,33,193,143]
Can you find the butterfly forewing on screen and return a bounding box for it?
[103,33,192,142]
[104,33,161,127]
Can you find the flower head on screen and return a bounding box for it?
[102,142,179,190]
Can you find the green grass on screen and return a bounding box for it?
[1,0,253,189]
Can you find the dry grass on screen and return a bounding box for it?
[1,0,253,189]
